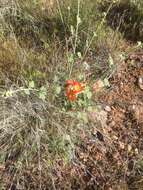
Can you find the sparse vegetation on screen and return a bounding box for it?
[0,0,143,189]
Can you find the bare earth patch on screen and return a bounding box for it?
[54,50,143,190]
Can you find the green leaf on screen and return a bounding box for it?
[77,52,82,58]
[108,54,114,66]
[55,86,61,94]
[29,81,35,88]
[54,76,58,82]
[39,92,46,100]
[103,78,110,87]
[78,74,84,80]
[87,106,93,111]
[68,53,74,64]
[24,89,30,95]
[39,86,47,100]
[93,32,97,37]
[4,90,13,97]
[86,91,92,99]
[40,86,47,92]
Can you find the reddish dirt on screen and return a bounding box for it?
[56,51,143,190]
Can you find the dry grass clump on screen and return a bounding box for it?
[0,2,97,187]
[0,85,82,189]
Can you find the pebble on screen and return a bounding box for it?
[138,77,143,90]
[104,105,111,112]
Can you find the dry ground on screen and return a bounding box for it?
[52,50,143,190]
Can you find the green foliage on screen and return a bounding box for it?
[38,86,47,100]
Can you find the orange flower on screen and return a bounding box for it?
[66,80,85,101]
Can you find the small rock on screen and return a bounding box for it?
[104,105,111,112]
[138,77,143,90]
[119,141,125,149]
[129,103,143,123]
[135,148,139,155]
[110,121,116,127]
[133,104,143,123]
[96,131,104,142]
[113,135,118,140]
[128,145,132,152]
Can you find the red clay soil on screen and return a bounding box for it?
[56,51,143,190]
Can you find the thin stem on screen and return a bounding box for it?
[73,0,81,54]
[56,0,64,25]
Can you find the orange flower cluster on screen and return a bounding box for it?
[66,80,85,101]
